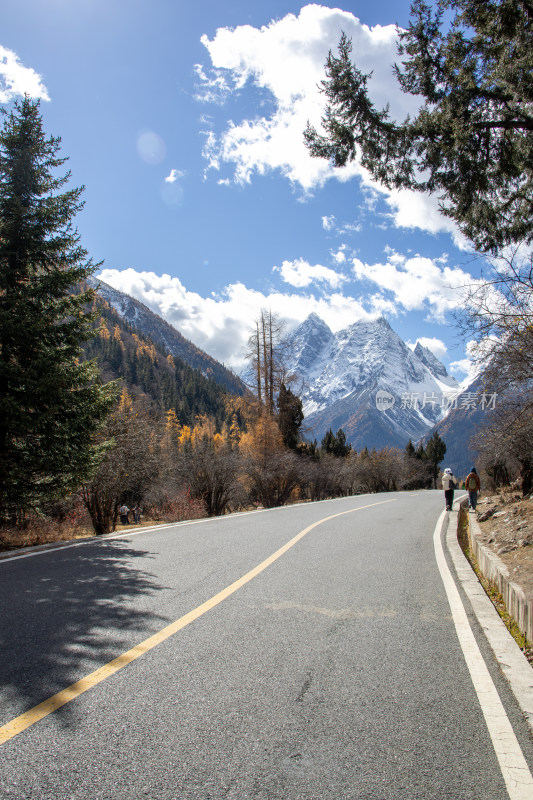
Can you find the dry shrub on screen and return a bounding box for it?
[143,489,207,524]
[0,496,93,552]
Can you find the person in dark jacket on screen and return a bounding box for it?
[465,467,481,511]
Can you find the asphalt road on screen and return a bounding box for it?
[1,491,532,799]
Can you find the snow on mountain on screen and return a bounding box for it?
[413,342,454,384]
[287,315,460,450]
[288,312,336,380]
[89,277,246,396]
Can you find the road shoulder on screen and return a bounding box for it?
[445,502,533,735]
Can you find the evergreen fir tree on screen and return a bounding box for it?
[425,431,447,489]
[305,0,533,254]
[0,97,117,521]
[276,383,304,450]
[321,429,336,455]
[320,427,352,457]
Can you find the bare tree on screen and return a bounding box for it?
[460,251,533,387]
[82,397,160,534]
[178,441,243,517]
[246,309,292,415]
[350,448,404,494]
[470,395,533,496]
[243,447,301,508]
[459,251,533,495]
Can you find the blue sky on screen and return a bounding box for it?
[2,0,487,377]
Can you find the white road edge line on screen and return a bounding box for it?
[446,505,533,734]
[0,495,376,565]
[0,508,282,564]
[433,509,533,799]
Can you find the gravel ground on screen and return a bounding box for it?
[475,491,533,595]
[473,490,533,661]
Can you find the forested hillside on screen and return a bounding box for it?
[83,296,234,428]
[90,277,246,396]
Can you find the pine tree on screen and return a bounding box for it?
[276,382,304,450]
[321,429,336,455]
[0,97,117,521]
[305,1,533,254]
[320,427,351,457]
[405,440,416,459]
[424,431,447,489]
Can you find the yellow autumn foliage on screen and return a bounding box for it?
[239,412,283,462]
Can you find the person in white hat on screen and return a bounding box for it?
[441,467,458,511]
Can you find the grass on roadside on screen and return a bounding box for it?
[457,505,533,666]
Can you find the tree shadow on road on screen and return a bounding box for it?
[0,538,171,729]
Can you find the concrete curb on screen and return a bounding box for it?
[465,499,533,645]
[447,501,533,734]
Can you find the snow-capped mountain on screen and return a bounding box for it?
[287,313,459,450]
[89,277,246,396]
[413,341,450,380]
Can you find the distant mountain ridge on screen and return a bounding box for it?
[90,277,246,397]
[91,281,473,461]
[83,294,235,427]
[431,373,499,476]
[287,313,460,451]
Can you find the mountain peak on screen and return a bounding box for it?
[413,341,449,380]
[298,312,333,333]
[287,316,460,450]
[290,314,335,377]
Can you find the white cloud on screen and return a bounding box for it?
[448,339,487,384]
[352,252,478,320]
[331,246,347,264]
[164,169,185,183]
[368,294,399,317]
[323,214,362,237]
[0,46,49,102]
[380,187,468,250]
[449,358,475,382]
[193,63,232,104]
[195,4,468,242]
[198,4,408,191]
[342,222,362,234]
[274,258,346,289]
[97,267,375,370]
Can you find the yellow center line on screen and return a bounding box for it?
[0,498,395,745]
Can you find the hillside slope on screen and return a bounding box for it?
[90,277,246,397]
[84,295,235,426]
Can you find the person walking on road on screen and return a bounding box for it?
[465,467,481,511]
[119,504,130,525]
[442,468,458,511]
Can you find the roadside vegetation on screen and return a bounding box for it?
[0,385,445,550]
[2,0,532,551]
[0,103,449,557]
[457,503,533,665]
